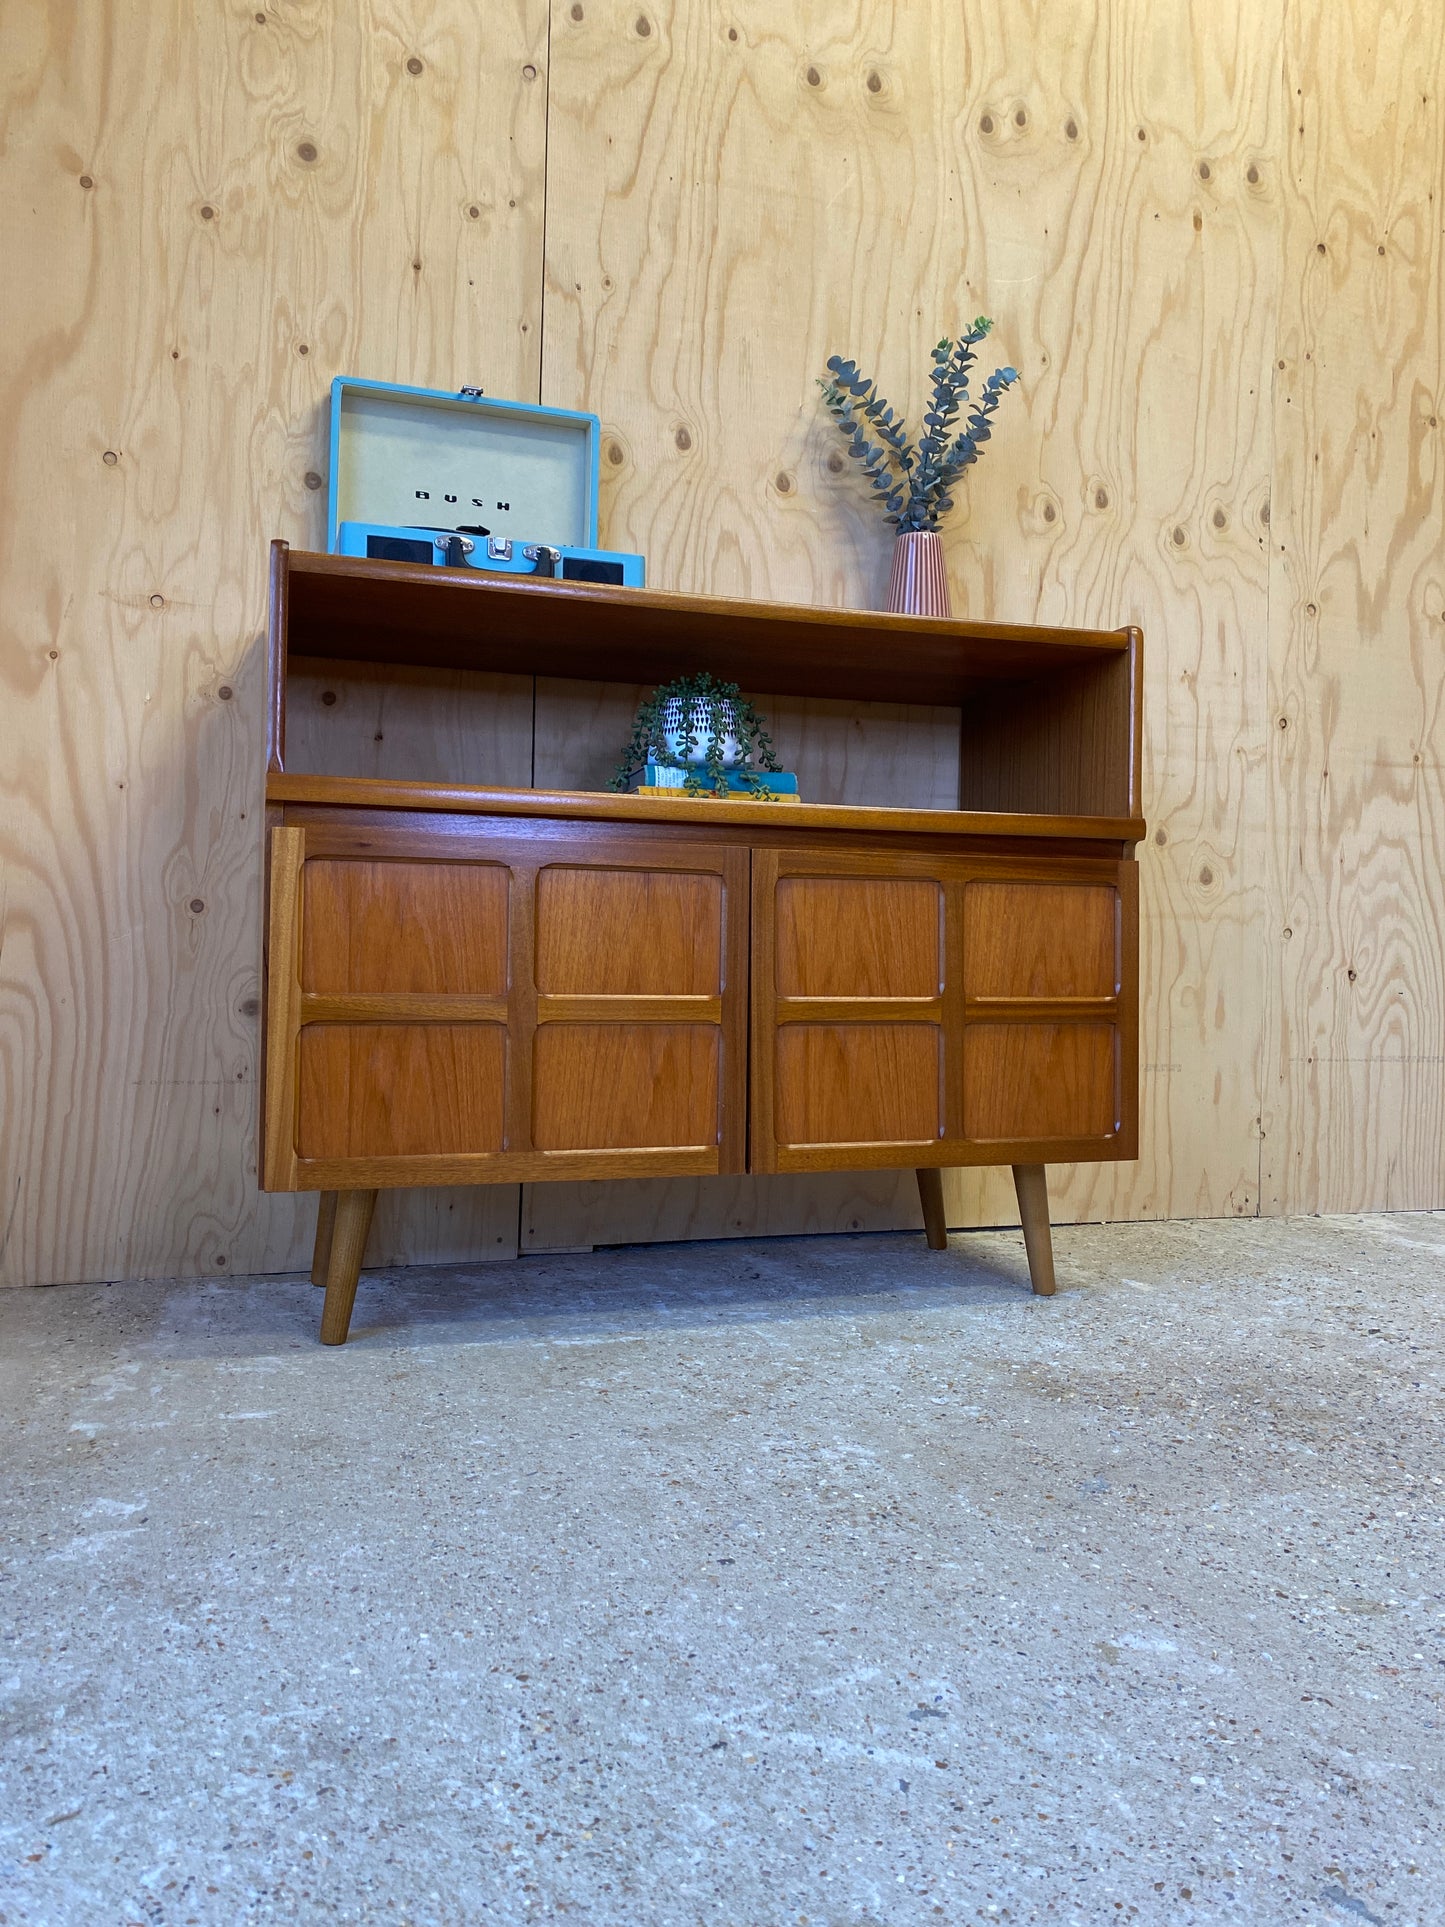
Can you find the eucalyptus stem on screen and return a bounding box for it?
[818,321,1019,534]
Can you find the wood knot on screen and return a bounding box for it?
[296,141,318,164]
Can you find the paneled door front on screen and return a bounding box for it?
[749,844,1138,1173]
[263,816,748,1190]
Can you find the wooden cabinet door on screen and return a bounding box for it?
[750,845,1137,1173]
[263,816,747,1190]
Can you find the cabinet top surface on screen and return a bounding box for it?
[276,544,1136,704]
[268,771,1144,844]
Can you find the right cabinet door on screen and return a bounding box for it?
[749,845,1138,1173]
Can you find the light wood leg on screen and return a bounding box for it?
[310,1192,338,1287]
[1012,1163,1056,1296]
[916,1167,948,1250]
[319,1190,379,1346]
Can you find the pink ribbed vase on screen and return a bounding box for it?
[885,529,951,616]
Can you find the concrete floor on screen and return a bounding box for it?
[1,1216,1442,1927]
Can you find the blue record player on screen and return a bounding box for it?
[327,377,645,587]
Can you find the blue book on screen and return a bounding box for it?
[629,763,799,795]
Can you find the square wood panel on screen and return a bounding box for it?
[962,1024,1118,1141]
[774,1024,942,1147]
[532,1025,719,1150]
[535,866,724,996]
[963,882,1118,999]
[301,859,509,994]
[298,1024,506,1158]
[775,877,942,997]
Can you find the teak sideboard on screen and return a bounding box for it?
[262,544,1143,1343]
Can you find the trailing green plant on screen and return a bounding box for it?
[818,320,1020,533]
[611,673,782,798]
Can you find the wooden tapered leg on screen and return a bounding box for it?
[318,1190,379,1346]
[1012,1164,1056,1296]
[310,1191,338,1287]
[916,1167,948,1250]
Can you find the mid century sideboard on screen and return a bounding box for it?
[261,544,1142,1343]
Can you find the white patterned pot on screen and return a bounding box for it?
[658,698,744,768]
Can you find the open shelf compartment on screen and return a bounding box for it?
[267,543,1143,831]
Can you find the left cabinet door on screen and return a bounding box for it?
[262,818,749,1190]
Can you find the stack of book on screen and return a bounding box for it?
[625,763,800,802]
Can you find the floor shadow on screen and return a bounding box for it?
[115,1229,1045,1362]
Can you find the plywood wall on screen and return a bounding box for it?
[1263,0,1445,1213]
[0,1,548,1285]
[1,0,1440,1288]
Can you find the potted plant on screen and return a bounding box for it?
[819,319,1019,616]
[611,674,783,798]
